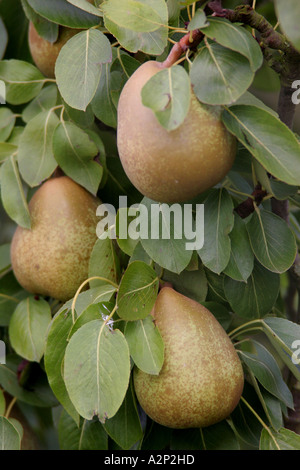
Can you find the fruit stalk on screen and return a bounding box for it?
[161,29,204,69]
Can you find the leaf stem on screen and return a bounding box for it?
[71,276,119,324]
[240,396,280,450]
[228,319,263,339]
[5,396,17,419]
[0,293,19,303]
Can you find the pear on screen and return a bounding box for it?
[117,60,236,203]
[28,22,82,78]
[133,287,244,429]
[10,176,100,302]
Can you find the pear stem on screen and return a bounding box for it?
[161,29,204,69]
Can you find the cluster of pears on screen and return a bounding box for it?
[10,176,100,302]
[117,60,237,203]
[134,287,244,429]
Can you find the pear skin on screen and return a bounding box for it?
[10,176,100,302]
[133,287,244,429]
[28,23,81,78]
[117,61,236,203]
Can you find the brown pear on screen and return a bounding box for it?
[10,176,100,302]
[133,287,244,429]
[117,60,236,203]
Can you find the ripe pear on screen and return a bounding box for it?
[10,176,100,302]
[133,287,244,429]
[117,60,237,203]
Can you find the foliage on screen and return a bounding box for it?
[0,0,300,451]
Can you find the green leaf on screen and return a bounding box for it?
[222,105,300,186]
[0,389,5,415]
[116,208,139,256]
[274,0,300,52]
[9,296,52,362]
[27,0,100,28]
[223,213,254,282]
[162,264,208,303]
[58,409,108,450]
[0,355,58,407]
[200,17,263,72]
[231,91,278,117]
[117,261,159,321]
[224,261,280,319]
[103,0,168,55]
[0,142,18,162]
[196,420,240,450]
[52,121,102,195]
[240,341,294,408]
[0,60,45,104]
[205,269,228,304]
[125,315,164,374]
[260,427,300,450]
[187,9,208,30]
[198,189,234,274]
[262,317,300,382]
[0,0,31,61]
[247,209,297,274]
[44,308,79,425]
[63,101,95,129]
[259,388,284,432]
[64,319,131,422]
[0,107,15,141]
[55,29,112,111]
[200,301,233,331]
[140,198,193,274]
[252,160,297,201]
[88,238,120,288]
[91,63,118,128]
[68,302,114,338]
[61,284,117,318]
[141,65,191,131]
[0,272,27,327]
[0,155,31,229]
[0,244,11,276]
[0,17,8,59]
[66,0,103,17]
[18,109,59,187]
[102,0,163,32]
[103,381,143,450]
[21,0,59,42]
[191,43,254,105]
[22,84,58,123]
[0,416,21,450]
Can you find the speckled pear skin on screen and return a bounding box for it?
[10,177,100,302]
[133,287,244,429]
[117,60,237,203]
[28,22,81,78]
